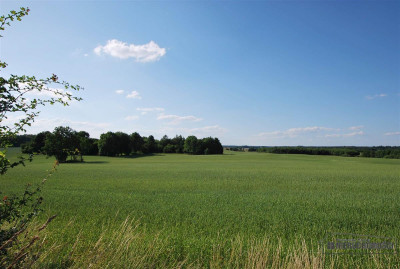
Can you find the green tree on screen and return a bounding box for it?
[184,135,198,154]
[32,131,51,153]
[98,132,119,156]
[43,126,80,162]
[130,132,144,153]
[159,135,171,152]
[142,135,156,153]
[171,135,185,153]
[20,140,34,154]
[77,131,98,155]
[86,138,99,155]
[163,144,176,153]
[11,134,35,147]
[201,137,223,154]
[115,132,131,155]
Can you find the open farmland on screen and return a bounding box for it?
[1,148,400,268]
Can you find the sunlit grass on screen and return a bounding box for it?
[2,148,399,267]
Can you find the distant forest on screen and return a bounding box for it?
[227,146,400,159]
[11,127,223,162]
[10,132,400,160]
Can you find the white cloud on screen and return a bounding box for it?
[94,39,166,63]
[157,113,202,125]
[115,90,124,94]
[258,126,335,138]
[22,118,111,138]
[188,125,227,135]
[124,115,139,121]
[137,107,164,115]
[16,82,79,104]
[159,125,227,137]
[84,53,89,57]
[384,131,400,136]
[23,87,75,103]
[366,93,387,100]
[325,131,364,138]
[126,91,141,99]
[137,107,164,112]
[1,113,26,126]
[349,125,364,130]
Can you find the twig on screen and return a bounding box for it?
[7,236,39,269]
[38,215,57,231]
[0,224,27,251]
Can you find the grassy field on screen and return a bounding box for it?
[1,148,400,268]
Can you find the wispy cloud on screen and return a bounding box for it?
[27,88,76,104]
[349,125,364,130]
[137,107,164,115]
[124,115,139,121]
[94,39,166,63]
[258,126,335,138]
[20,117,111,138]
[325,131,364,138]
[365,93,387,100]
[159,125,227,137]
[384,131,400,136]
[157,113,202,125]
[188,125,227,135]
[17,82,74,103]
[115,90,124,94]
[126,91,141,99]
[258,126,369,139]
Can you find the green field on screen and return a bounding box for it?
[1,148,400,268]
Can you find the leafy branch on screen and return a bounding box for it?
[0,7,82,268]
[0,7,83,174]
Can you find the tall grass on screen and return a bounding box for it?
[20,216,397,268]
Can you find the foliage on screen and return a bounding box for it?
[200,137,223,154]
[159,135,171,151]
[9,134,35,147]
[256,146,400,159]
[32,131,51,153]
[43,127,97,162]
[45,128,222,157]
[96,131,222,156]
[0,7,81,268]
[43,126,80,162]
[115,132,131,156]
[21,131,51,154]
[77,131,98,156]
[21,142,35,155]
[183,135,198,154]
[0,162,58,268]
[130,132,144,154]
[171,135,185,153]
[0,7,82,174]
[142,135,157,154]
[163,144,176,153]
[98,132,119,157]
[183,135,223,155]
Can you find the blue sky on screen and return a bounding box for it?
[1,0,399,146]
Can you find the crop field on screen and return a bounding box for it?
[1,148,400,268]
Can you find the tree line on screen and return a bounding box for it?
[17,126,223,162]
[256,146,400,159]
